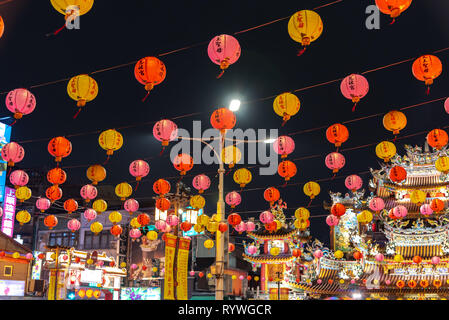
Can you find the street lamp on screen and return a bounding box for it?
[264,138,276,144]
[229,99,241,112]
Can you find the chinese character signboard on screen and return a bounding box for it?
[176,237,191,300]
[163,234,177,300]
[0,122,11,203]
[1,187,17,237]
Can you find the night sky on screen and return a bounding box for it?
[0,0,448,247]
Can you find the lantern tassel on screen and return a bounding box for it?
[389,18,396,25]
[142,91,151,102]
[297,47,307,56]
[282,181,287,188]
[426,86,430,95]
[8,120,17,127]
[331,174,336,180]
[177,175,183,184]
[135,181,140,192]
[352,102,358,112]
[159,146,165,156]
[307,199,313,207]
[73,108,82,119]
[6,167,11,178]
[216,69,225,79]
[393,135,398,142]
[281,120,287,127]
[335,147,339,153]
[103,155,110,165]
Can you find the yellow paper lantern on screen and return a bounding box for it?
[190,195,206,210]
[334,250,344,259]
[207,273,213,279]
[130,217,141,229]
[67,74,98,108]
[254,276,259,281]
[270,247,280,256]
[108,211,122,225]
[211,214,219,222]
[436,156,449,174]
[288,10,323,47]
[85,289,93,298]
[51,0,94,16]
[12,252,20,259]
[294,219,309,230]
[15,186,31,203]
[357,210,373,224]
[295,207,310,220]
[90,221,103,235]
[99,129,123,156]
[221,145,242,168]
[93,290,101,299]
[115,182,132,201]
[204,239,214,249]
[274,220,282,230]
[120,262,127,268]
[383,110,407,135]
[198,214,210,226]
[86,259,93,265]
[193,224,205,233]
[232,275,237,280]
[273,93,300,123]
[78,289,86,298]
[233,168,252,188]
[92,199,108,214]
[339,279,344,284]
[394,254,403,263]
[375,141,397,162]
[152,267,158,272]
[86,164,106,185]
[410,190,426,205]
[147,231,158,241]
[303,181,320,199]
[16,210,31,225]
[206,221,218,233]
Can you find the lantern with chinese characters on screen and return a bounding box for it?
[225,191,241,208]
[173,153,194,176]
[246,221,255,232]
[410,190,426,205]
[80,184,97,203]
[130,218,141,229]
[412,55,442,93]
[180,221,192,232]
[47,167,67,186]
[90,222,103,235]
[210,108,236,133]
[389,165,407,183]
[44,215,58,230]
[192,174,211,194]
[108,211,122,225]
[259,211,274,224]
[278,160,297,182]
[67,74,98,118]
[369,197,385,212]
[427,129,448,150]
[221,145,241,169]
[9,170,29,188]
[436,156,449,174]
[115,182,132,201]
[228,213,241,226]
[357,210,373,224]
[345,175,363,192]
[295,207,310,220]
[166,215,179,227]
[16,210,31,225]
[1,142,24,167]
[16,186,31,203]
[264,187,280,206]
[413,256,422,264]
[153,119,178,147]
[273,136,295,158]
[207,34,241,78]
[5,88,36,121]
[325,152,345,174]
[204,239,214,250]
[84,209,97,222]
[153,179,171,197]
[124,198,139,215]
[340,74,369,112]
[303,181,320,201]
[353,251,363,260]
[375,141,396,162]
[431,198,445,213]
[326,124,349,148]
[234,222,246,233]
[64,199,78,214]
[331,203,346,217]
[48,137,72,163]
[67,219,81,233]
[375,0,412,19]
[326,215,339,227]
[190,195,205,210]
[110,225,123,237]
[92,199,107,214]
[393,205,408,218]
[137,213,150,226]
[420,204,433,216]
[129,159,149,183]
[98,129,123,156]
[156,198,171,211]
[288,10,323,54]
[134,57,166,100]
[273,93,300,124]
[36,197,51,213]
[155,220,167,231]
[233,168,252,188]
[294,219,309,230]
[86,164,106,185]
[383,110,407,136]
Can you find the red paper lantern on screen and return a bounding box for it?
[64,199,78,214]
[228,243,235,252]
[353,251,363,260]
[264,187,280,205]
[326,123,349,147]
[153,179,171,196]
[277,160,297,182]
[389,165,407,183]
[48,137,72,163]
[427,129,448,150]
[413,255,422,264]
[331,203,346,217]
[227,213,241,226]
[173,153,194,175]
[44,215,58,230]
[218,222,228,233]
[210,108,236,132]
[430,198,445,213]
[110,225,123,237]
[180,221,192,232]
[47,167,67,186]
[137,213,150,226]
[156,198,171,211]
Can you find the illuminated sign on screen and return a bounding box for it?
[181,208,203,237]
[1,187,17,237]
[120,287,161,300]
[0,121,11,204]
[0,280,25,296]
[80,269,103,284]
[31,251,43,280]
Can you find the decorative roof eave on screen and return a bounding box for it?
[247,229,296,240]
[242,253,295,264]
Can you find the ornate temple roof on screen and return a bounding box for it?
[242,253,295,264]
[247,227,297,240]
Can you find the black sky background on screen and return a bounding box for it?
[0,0,448,247]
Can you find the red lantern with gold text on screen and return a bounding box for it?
[156,198,171,211]
[431,198,445,213]
[44,215,58,230]
[331,203,346,217]
[292,249,301,258]
[264,187,280,206]
[134,57,166,102]
[227,213,241,226]
[326,123,349,148]
[413,255,422,264]
[375,0,412,21]
[412,55,442,94]
[427,129,448,150]
[278,160,297,182]
[353,251,363,260]
[48,137,72,163]
[153,179,171,197]
[180,221,192,232]
[64,199,78,214]
[137,213,150,226]
[265,221,277,233]
[210,108,236,133]
[218,222,228,233]
[47,167,67,186]
[46,185,63,203]
[389,166,407,183]
[173,154,193,176]
[110,225,123,237]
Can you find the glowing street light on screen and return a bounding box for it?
[264,138,276,144]
[229,99,241,112]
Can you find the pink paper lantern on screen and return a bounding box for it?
[247,245,257,255]
[393,205,408,218]
[420,203,433,216]
[225,191,241,208]
[129,160,150,181]
[273,136,295,158]
[375,253,384,262]
[6,88,36,119]
[97,260,104,266]
[385,280,391,285]
[1,142,25,166]
[340,74,369,111]
[350,279,356,284]
[431,256,440,265]
[325,152,345,173]
[80,184,98,202]
[189,270,195,276]
[155,220,167,231]
[345,174,363,192]
[129,228,142,239]
[163,225,172,233]
[245,221,255,232]
[259,211,274,224]
[192,174,211,193]
[369,197,385,212]
[131,264,138,270]
[153,119,178,146]
[234,221,247,233]
[35,197,51,213]
[314,250,323,259]
[326,215,339,226]
[207,34,241,67]
[166,214,179,226]
[67,218,81,232]
[317,279,322,284]
[25,253,33,260]
[83,209,97,222]
[445,98,449,114]
[239,275,245,280]
[124,198,139,214]
[9,170,29,188]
